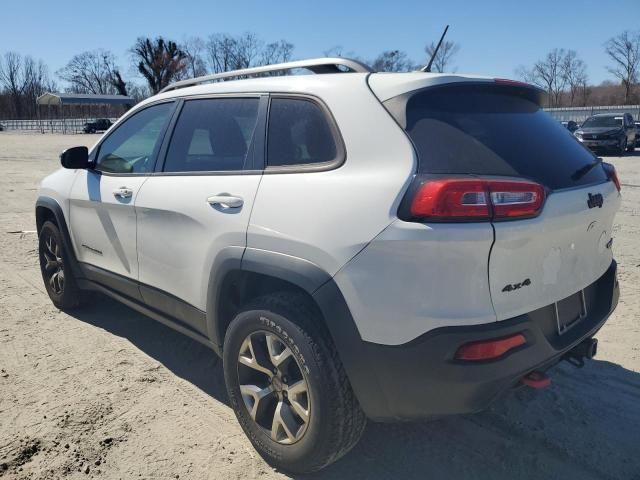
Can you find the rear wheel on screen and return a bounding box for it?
[617,138,627,156]
[38,221,90,310]
[627,137,636,152]
[223,292,366,474]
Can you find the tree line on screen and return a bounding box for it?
[0,31,461,119]
[517,30,640,107]
[1,29,639,119]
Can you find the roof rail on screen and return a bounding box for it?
[159,57,374,93]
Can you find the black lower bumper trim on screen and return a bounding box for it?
[315,260,619,421]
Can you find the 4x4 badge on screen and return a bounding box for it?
[587,193,603,209]
[502,278,531,293]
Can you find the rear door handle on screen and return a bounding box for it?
[113,187,133,198]
[207,195,244,209]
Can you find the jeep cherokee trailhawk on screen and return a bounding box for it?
[36,57,621,473]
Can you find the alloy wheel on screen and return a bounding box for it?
[237,331,310,444]
[42,234,64,295]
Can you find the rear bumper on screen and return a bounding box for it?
[316,260,619,421]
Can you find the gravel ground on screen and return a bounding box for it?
[0,131,639,480]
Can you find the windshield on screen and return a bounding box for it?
[390,83,607,190]
[582,116,622,128]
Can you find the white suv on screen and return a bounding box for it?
[36,58,621,473]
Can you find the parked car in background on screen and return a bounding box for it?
[0,123,4,131]
[561,120,579,132]
[574,113,637,155]
[82,118,112,134]
[636,121,640,147]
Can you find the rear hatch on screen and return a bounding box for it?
[374,78,621,321]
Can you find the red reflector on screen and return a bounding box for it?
[602,162,621,192]
[410,179,545,221]
[455,333,526,361]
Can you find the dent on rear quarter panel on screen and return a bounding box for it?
[333,219,497,346]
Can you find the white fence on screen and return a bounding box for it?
[545,105,640,123]
[0,118,119,134]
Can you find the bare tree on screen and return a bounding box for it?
[206,34,240,73]
[181,36,207,78]
[604,31,640,104]
[0,52,23,116]
[57,50,120,94]
[517,49,567,107]
[235,32,262,69]
[371,50,414,72]
[260,40,294,66]
[108,69,128,97]
[0,52,52,118]
[132,37,187,94]
[578,76,591,106]
[561,50,588,106]
[323,45,345,58]
[205,33,271,73]
[424,40,460,73]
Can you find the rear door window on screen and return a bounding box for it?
[163,98,260,173]
[267,97,339,168]
[393,84,607,190]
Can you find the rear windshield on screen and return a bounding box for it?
[582,116,622,128]
[391,84,607,190]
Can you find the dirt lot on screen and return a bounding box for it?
[0,131,639,480]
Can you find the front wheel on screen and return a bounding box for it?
[223,292,366,474]
[38,221,90,310]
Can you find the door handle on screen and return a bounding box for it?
[113,187,133,198]
[207,195,244,209]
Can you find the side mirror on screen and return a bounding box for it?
[60,146,89,169]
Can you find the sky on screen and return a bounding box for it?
[1,0,639,87]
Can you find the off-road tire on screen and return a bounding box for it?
[627,137,636,152]
[223,291,366,474]
[38,220,90,310]
[618,138,627,156]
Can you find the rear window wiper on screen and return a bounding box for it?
[571,157,602,181]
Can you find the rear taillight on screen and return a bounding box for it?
[602,162,621,192]
[406,178,545,222]
[455,333,526,361]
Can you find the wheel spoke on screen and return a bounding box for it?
[287,380,309,423]
[46,237,56,257]
[57,270,64,291]
[271,401,299,444]
[44,257,57,272]
[238,336,274,377]
[289,398,309,424]
[265,334,293,367]
[287,380,307,396]
[240,384,274,421]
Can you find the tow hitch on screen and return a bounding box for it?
[563,338,598,368]
[521,371,551,389]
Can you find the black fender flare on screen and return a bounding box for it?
[35,197,83,279]
[205,247,332,349]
